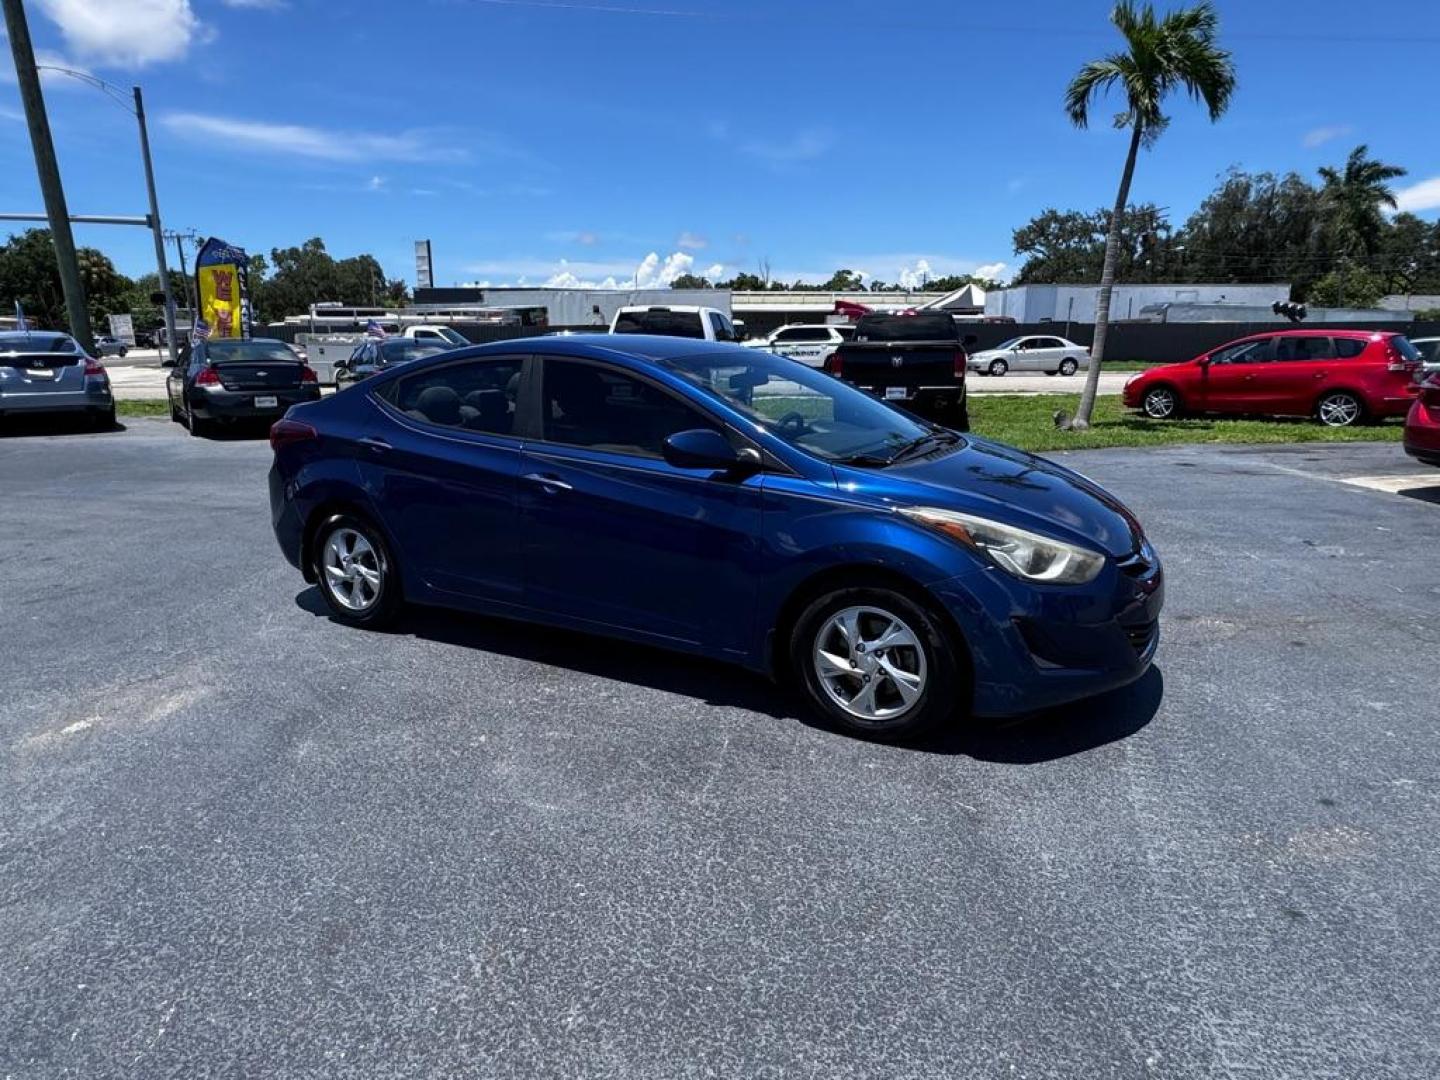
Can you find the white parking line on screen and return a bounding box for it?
[1335,474,1440,496]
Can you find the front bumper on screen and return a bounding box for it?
[932,543,1165,717]
[191,386,321,421]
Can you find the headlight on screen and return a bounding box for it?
[899,506,1106,585]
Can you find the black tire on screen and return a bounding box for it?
[1059,358,1078,376]
[92,405,116,430]
[186,406,210,438]
[1142,385,1181,420]
[1316,390,1364,428]
[311,513,403,629]
[169,396,182,424]
[791,585,962,742]
[988,358,1008,377]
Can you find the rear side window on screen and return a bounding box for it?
[777,327,831,343]
[613,310,705,338]
[383,357,523,435]
[1331,338,1366,359]
[540,357,716,459]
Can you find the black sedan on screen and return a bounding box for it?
[335,338,450,388]
[165,337,321,437]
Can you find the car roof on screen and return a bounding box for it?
[0,330,71,343]
[1245,329,1389,338]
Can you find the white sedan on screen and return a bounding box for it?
[968,335,1091,377]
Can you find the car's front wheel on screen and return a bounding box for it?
[1142,386,1180,420]
[792,586,961,741]
[313,513,402,628]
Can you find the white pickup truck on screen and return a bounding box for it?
[745,323,855,367]
[610,305,743,343]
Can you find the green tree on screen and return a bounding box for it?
[1062,0,1236,429]
[1318,145,1406,259]
[1172,169,1324,291]
[820,269,865,291]
[669,273,713,289]
[1307,265,1387,309]
[1014,205,1175,285]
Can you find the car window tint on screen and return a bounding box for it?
[385,357,523,435]
[541,358,716,459]
[708,312,736,342]
[1275,336,1334,362]
[613,310,705,338]
[1210,339,1271,364]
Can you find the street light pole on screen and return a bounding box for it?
[133,86,179,364]
[2,0,93,350]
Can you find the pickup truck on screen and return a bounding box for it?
[824,312,969,430]
[610,305,743,343]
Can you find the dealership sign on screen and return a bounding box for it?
[194,237,252,339]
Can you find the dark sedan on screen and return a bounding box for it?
[166,337,320,437]
[335,338,450,387]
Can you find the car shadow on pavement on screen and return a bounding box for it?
[295,588,800,719]
[297,588,1164,758]
[1399,485,1440,506]
[0,414,125,438]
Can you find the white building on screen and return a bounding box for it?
[985,283,1290,324]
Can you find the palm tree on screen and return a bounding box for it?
[1062,2,1236,429]
[1318,145,1406,258]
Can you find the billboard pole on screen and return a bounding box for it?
[133,86,179,365]
[3,0,92,350]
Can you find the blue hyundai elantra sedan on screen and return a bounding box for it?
[269,335,1162,740]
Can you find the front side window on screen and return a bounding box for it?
[383,357,523,435]
[1209,339,1272,365]
[658,348,935,463]
[540,358,717,459]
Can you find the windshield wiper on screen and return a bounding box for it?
[888,430,961,463]
[836,452,895,468]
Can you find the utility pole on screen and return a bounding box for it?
[3,0,92,349]
[133,86,178,364]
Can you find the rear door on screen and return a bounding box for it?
[517,355,762,651]
[364,355,528,602]
[1267,335,1337,414]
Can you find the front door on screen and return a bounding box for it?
[1199,337,1276,413]
[518,356,763,653]
[362,355,528,603]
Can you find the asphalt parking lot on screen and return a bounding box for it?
[3,417,1439,1079]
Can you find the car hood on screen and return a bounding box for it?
[968,349,1004,361]
[839,436,1142,557]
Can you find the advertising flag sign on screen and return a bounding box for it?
[194,237,251,340]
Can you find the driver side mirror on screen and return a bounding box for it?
[663,429,758,472]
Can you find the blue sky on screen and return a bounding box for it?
[3,0,1438,290]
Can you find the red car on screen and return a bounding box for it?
[1123,330,1423,427]
[1405,373,1440,466]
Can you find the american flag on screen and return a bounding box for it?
[190,318,211,344]
[365,319,388,339]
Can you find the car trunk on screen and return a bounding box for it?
[0,353,87,392]
[214,360,306,391]
[834,343,964,396]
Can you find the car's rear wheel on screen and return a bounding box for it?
[92,405,116,430]
[185,406,211,438]
[1059,358,1079,376]
[792,586,960,742]
[313,513,402,628]
[988,358,1008,377]
[1316,390,1363,428]
[1142,386,1180,420]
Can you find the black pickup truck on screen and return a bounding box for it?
[823,313,969,430]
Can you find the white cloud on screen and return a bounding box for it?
[1302,124,1354,149]
[221,0,286,7]
[1395,177,1440,213]
[366,175,386,192]
[741,129,833,167]
[897,259,932,290]
[973,262,1008,281]
[35,0,205,68]
[706,263,725,280]
[462,250,699,289]
[677,231,707,250]
[159,112,467,163]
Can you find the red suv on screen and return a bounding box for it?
[1123,330,1423,427]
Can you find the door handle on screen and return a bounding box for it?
[523,472,573,493]
[358,436,392,453]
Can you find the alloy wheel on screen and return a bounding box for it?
[1059,359,1078,376]
[322,527,384,612]
[812,606,927,723]
[988,359,1008,377]
[1144,388,1177,419]
[1317,393,1361,427]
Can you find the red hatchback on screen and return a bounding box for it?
[1123,330,1423,427]
[1405,373,1440,466]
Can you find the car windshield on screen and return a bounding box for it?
[658,348,943,463]
[379,340,448,364]
[992,337,1024,350]
[207,340,302,364]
